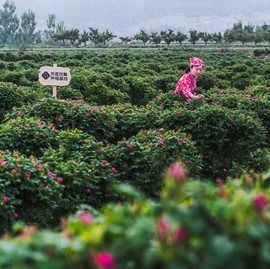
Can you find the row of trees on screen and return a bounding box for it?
[1,0,270,48]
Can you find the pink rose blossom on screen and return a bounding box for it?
[11,167,19,174]
[253,194,268,212]
[111,167,118,173]
[173,227,187,243]
[34,163,43,169]
[157,218,170,234]
[2,161,9,166]
[14,212,19,218]
[157,218,170,242]
[3,196,9,202]
[92,252,115,269]
[179,138,187,144]
[86,188,91,193]
[80,212,93,225]
[24,172,30,178]
[102,160,108,165]
[48,171,57,178]
[158,140,164,146]
[57,177,63,183]
[218,187,228,198]
[169,162,186,182]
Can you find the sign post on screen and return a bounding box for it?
[38,64,71,98]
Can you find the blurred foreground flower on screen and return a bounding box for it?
[92,252,115,269]
[169,162,186,182]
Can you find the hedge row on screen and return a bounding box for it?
[1,162,270,269]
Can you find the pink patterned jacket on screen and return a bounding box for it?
[173,72,197,102]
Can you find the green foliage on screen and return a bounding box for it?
[104,129,202,198]
[0,48,269,252]
[1,164,270,268]
[0,150,64,232]
[0,117,58,157]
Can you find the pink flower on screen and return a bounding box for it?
[158,140,164,146]
[3,196,9,202]
[223,168,227,173]
[58,118,63,122]
[179,138,187,144]
[157,218,170,234]
[83,139,89,144]
[24,172,30,178]
[92,252,115,269]
[34,163,43,169]
[1,161,9,167]
[102,160,108,165]
[98,141,103,146]
[48,171,57,178]
[173,227,187,243]
[218,187,228,198]
[86,188,91,193]
[216,178,223,187]
[86,113,91,117]
[11,167,19,174]
[111,167,118,173]
[157,218,170,242]
[14,212,19,218]
[169,162,186,182]
[253,194,268,212]
[80,211,93,225]
[57,177,63,183]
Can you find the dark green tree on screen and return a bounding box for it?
[150,32,162,46]
[52,29,69,45]
[89,27,101,45]
[188,30,200,46]
[263,29,270,44]
[253,26,265,45]
[175,31,187,45]
[43,14,56,40]
[201,32,212,46]
[16,9,41,47]
[0,0,19,45]
[212,32,223,45]
[100,29,116,45]
[79,30,89,46]
[66,28,80,46]
[160,29,175,46]
[134,30,150,45]
[223,29,235,44]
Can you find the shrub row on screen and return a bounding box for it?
[1,162,270,268]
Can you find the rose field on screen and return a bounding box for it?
[0,46,270,268]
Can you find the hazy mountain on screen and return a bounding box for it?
[12,0,270,37]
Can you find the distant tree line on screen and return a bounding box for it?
[0,0,270,49]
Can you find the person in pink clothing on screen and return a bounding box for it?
[174,57,205,102]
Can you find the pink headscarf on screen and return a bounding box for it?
[190,57,204,67]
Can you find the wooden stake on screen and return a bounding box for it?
[52,63,57,98]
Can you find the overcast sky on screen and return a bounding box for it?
[12,0,270,37]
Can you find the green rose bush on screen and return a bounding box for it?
[0,161,270,268]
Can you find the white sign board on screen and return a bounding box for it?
[39,65,71,86]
